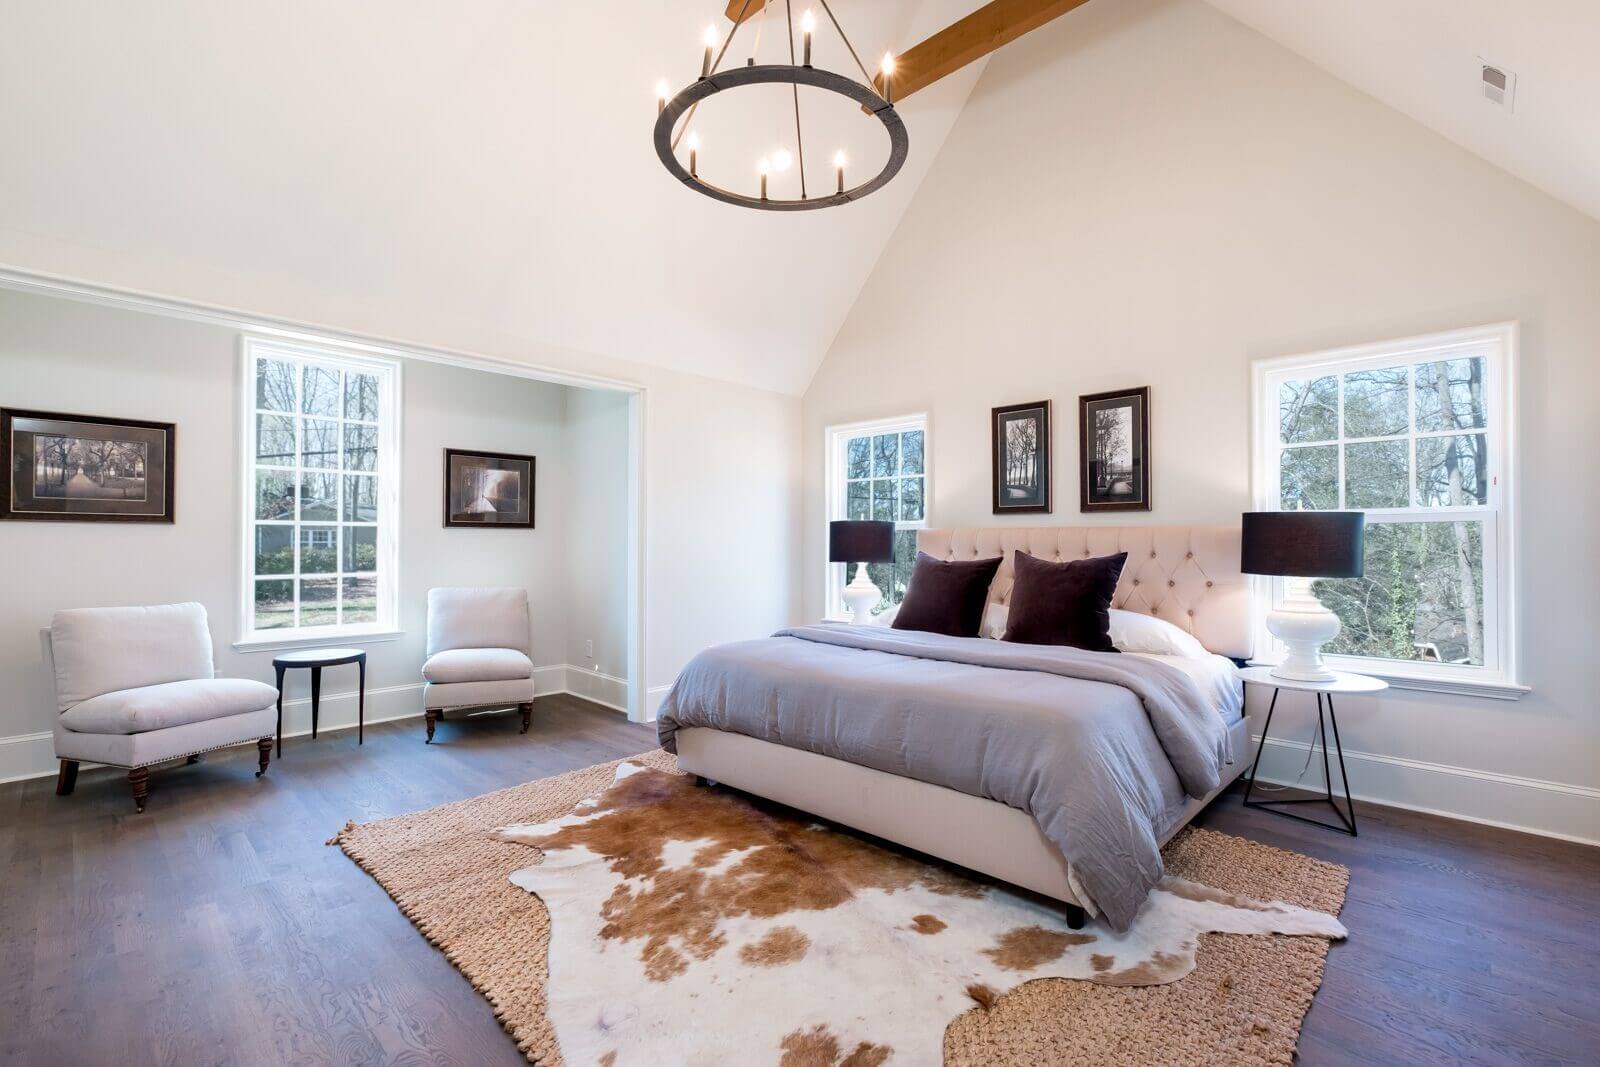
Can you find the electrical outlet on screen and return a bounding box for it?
[584,639,594,659]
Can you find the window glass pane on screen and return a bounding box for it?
[254,525,293,575]
[254,580,294,629]
[301,365,340,417]
[342,577,377,623]
[871,479,897,522]
[846,437,871,480]
[900,476,924,522]
[256,359,296,413]
[301,418,339,469]
[1279,445,1337,510]
[299,526,338,574]
[299,578,338,626]
[872,434,899,478]
[846,480,870,521]
[256,471,296,520]
[901,430,925,475]
[342,525,377,573]
[1417,435,1488,507]
[345,372,380,422]
[1344,440,1409,508]
[299,472,337,520]
[866,528,920,615]
[1314,520,1485,666]
[1415,357,1486,432]
[343,475,378,522]
[343,424,377,472]
[1279,376,1337,443]
[256,415,295,465]
[1342,367,1409,438]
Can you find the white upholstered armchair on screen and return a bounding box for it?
[44,602,280,813]
[422,587,536,743]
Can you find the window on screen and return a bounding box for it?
[242,338,400,642]
[825,415,928,618]
[1253,324,1517,690]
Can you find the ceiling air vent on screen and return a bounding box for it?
[1480,62,1516,111]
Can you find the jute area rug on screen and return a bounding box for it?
[331,751,1348,1065]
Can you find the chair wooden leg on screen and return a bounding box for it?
[55,760,79,796]
[129,767,149,813]
[425,709,440,744]
[519,702,533,734]
[255,738,272,778]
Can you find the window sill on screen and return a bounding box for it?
[1247,659,1530,701]
[233,628,404,653]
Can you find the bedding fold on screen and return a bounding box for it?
[657,624,1234,930]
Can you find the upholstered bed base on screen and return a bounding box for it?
[676,715,1252,915]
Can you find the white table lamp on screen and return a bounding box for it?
[830,520,896,625]
[1242,511,1366,682]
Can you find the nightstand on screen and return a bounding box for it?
[1238,666,1387,836]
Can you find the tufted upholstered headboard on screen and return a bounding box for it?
[916,526,1252,660]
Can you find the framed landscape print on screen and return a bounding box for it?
[991,400,1051,514]
[1,408,175,523]
[444,448,535,528]
[1079,387,1150,512]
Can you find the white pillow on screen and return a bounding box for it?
[870,603,899,626]
[1108,609,1209,659]
[981,602,1008,640]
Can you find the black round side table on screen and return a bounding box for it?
[272,648,367,756]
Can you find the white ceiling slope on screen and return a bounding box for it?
[1205,0,1600,224]
[0,0,982,395]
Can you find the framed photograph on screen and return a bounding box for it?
[991,400,1051,514]
[1,408,175,523]
[1079,387,1151,512]
[444,448,535,528]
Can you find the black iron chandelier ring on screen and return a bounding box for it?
[653,64,908,212]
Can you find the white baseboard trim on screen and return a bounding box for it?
[563,664,629,715]
[1248,733,1600,847]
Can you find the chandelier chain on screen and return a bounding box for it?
[785,0,808,199]
[817,0,876,90]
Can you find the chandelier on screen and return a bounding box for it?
[652,1,908,211]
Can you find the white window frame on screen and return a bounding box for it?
[1251,323,1525,698]
[237,337,403,648]
[823,413,929,621]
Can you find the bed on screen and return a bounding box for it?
[660,525,1252,930]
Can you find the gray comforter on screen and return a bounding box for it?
[657,624,1235,930]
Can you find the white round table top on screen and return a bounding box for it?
[272,647,366,666]
[1237,665,1388,693]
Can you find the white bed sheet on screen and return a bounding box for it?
[1127,652,1244,722]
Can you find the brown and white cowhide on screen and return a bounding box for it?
[496,763,1345,1066]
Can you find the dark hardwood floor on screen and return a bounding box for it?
[1,695,1594,1066]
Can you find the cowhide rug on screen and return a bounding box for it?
[495,762,1346,1066]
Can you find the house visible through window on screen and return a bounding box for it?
[826,416,927,617]
[243,339,399,640]
[1255,325,1515,686]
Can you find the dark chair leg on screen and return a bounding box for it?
[1064,903,1087,930]
[129,767,149,813]
[255,738,272,778]
[519,701,533,734]
[55,760,79,796]
[425,709,440,744]
[186,753,205,765]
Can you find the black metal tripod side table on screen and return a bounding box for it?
[1238,665,1387,836]
[271,647,367,756]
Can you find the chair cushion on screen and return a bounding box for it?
[426,588,531,656]
[421,647,534,684]
[50,602,214,711]
[58,678,280,736]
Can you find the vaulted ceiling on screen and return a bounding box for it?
[1,2,1593,396]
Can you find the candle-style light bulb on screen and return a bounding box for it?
[687,131,701,177]
[881,52,896,103]
[801,9,815,65]
[758,156,770,200]
[656,79,671,114]
[701,25,718,78]
[834,150,846,194]
[771,147,793,172]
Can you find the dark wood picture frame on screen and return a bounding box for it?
[1,407,176,523]
[443,448,536,529]
[1078,386,1151,512]
[991,400,1052,514]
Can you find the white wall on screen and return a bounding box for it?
[803,0,1600,842]
[563,386,631,710]
[0,286,639,779]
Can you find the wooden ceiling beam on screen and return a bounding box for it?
[874,0,1094,102]
[724,0,769,25]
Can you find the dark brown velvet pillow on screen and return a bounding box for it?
[1001,550,1127,651]
[891,552,1004,638]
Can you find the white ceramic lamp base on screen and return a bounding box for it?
[842,563,883,625]
[1266,595,1342,682]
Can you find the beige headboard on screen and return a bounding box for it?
[917,526,1252,660]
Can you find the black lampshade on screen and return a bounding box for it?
[829,520,896,564]
[1241,512,1365,578]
